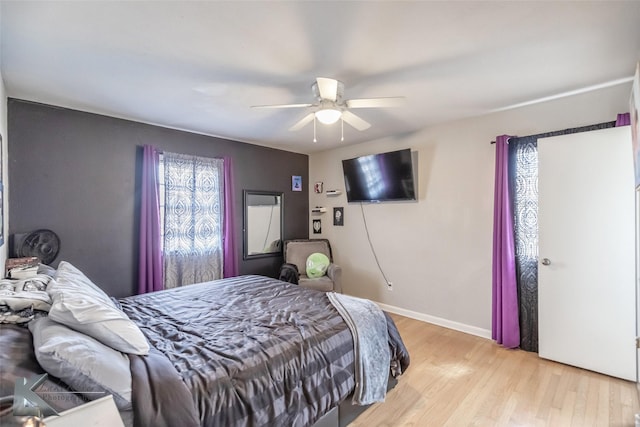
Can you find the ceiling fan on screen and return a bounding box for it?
[251,77,404,134]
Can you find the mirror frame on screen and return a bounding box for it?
[243,190,284,260]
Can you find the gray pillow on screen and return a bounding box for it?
[29,316,132,410]
[48,261,149,355]
[38,263,57,277]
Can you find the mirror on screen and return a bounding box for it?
[243,190,284,259]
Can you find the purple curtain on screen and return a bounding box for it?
[223,156,238,278]
[616,113,630,126]
[138,145,164,294]
[492,135,520,348]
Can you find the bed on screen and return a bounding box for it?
[0,262,410,427]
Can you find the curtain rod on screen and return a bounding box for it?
[490,120,617,144]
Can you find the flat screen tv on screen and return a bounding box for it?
[342,148,417,203]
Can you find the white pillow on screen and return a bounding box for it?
[48,261,149,355]
[29,317,132,410]
[51,261,114,306]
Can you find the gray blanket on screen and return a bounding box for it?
[327,292,390,405]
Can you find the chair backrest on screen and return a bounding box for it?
[284,239,333,275]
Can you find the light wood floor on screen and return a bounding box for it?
[351,314,640,427]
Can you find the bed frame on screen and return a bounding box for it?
[313,377,398,427]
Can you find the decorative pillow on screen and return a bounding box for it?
[0,306,38,324]
[29,317,132,410]
[48,261,149,355]
[2,274,52,292]
[0,277,52,310]
[0,276,52,324]
[306,253,330,278]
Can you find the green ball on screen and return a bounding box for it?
[306,253,330,278]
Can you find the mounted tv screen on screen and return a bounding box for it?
[342,149,417,203]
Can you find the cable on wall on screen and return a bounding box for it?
[360,203,391,285]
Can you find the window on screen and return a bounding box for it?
[159,152,224,288]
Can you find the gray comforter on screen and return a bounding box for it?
[120,275,409,427]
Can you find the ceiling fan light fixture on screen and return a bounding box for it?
[315,108,342,125]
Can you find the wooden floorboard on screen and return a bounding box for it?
[349,314,640,427]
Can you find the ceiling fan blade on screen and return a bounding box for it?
[345,97,405,108]
[251,103,313,109]
[289,113,315,131]
[341,111,371,131]
[316,77,338,101]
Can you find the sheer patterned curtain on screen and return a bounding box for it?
[508,137,539,352]
[163,152,224,288]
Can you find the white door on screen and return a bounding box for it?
[538,126,636,381]
[636,190,640,388]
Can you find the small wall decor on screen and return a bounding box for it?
[314,181,323,193]
[292,175,302,192]
[312,219,322,234]
[333,207,344,226]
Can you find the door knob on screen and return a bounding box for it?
[541,258,551,266]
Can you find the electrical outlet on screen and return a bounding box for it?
[387,281,393,291]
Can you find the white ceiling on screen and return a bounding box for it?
[1,1,639,154]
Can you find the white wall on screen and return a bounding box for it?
[0,2,8,270]
[309,83,632,338]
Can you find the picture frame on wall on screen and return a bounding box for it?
[333,207,344,226]
[631,61,640,189]
[292,175,302,192]
[312,219,321,234]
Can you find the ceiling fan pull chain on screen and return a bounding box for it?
[341,117,344,142]
[313,115,317,143]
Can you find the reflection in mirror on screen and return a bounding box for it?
[243,190,283,259]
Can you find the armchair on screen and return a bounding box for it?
[281,239,342,293]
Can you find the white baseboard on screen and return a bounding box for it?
[376,302,492,340]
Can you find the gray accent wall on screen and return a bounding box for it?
[8,99,308,297]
